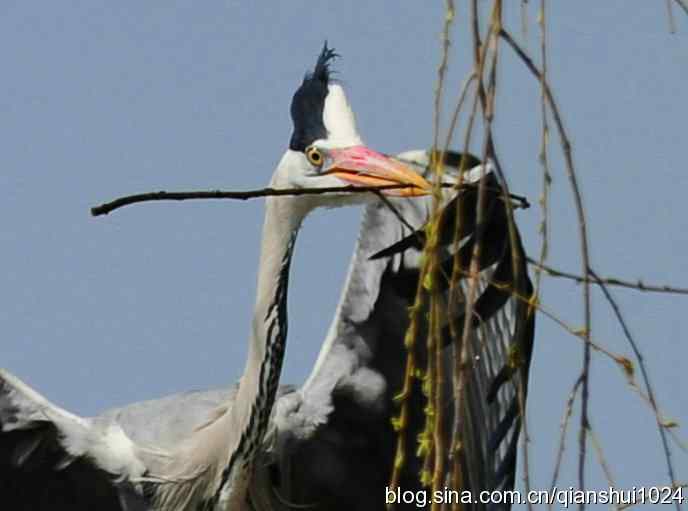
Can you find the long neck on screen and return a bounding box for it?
[236,195,305,437]
[214,194,308,500]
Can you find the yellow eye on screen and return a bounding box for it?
[305,146,324,167]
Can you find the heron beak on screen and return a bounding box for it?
[323,146,431,197]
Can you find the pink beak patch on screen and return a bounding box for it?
[324,146,431,197]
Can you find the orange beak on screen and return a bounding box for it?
[323,146,431,197]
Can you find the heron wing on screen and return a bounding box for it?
[1,364,299,511]
[256,150,534,510]
[98,387,239,448]
[0,369,150,511]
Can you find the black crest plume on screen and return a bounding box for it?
[310,42,338,84]
[289,43,339,152]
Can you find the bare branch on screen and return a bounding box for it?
[91,185,416,217]
[430,2,455,502]
[534,0,552,298]
[501,25,594,506]
[528,258,688,296]
[91,183,529,218]
[589,424,616,487]
[588,267,679,506]
[549,376,583,511]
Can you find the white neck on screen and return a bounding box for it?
[235,194,306,430]
[155,191,309,510]
[207,151,373,507]
[214,190,309,506]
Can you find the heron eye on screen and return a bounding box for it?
[305,146,323,167]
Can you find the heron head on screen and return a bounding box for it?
[272,43,431,206]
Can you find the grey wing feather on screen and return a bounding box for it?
[1,366,296,510]
[98,387,239,448]
[254,150,534,510]
[0,368,148,510]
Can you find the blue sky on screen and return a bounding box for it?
[1,2,686,507]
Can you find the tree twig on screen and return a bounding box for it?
[91,183,529,218]
[534,0,552,300]
[528,258,688,296]
[430,3,455,503]
[588,267,679,509]
[548,375,583,511]
[501,28,593,505]
[91,185,414,217]
[588,423,616,488]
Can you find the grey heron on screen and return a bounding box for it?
[248,150,535,510]
[0,45,434,510]
[1,44,535,511]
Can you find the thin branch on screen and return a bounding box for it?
[628,380,688,454]
[534,0,552,298]
[91,185,416,217]
[91,183,529,218]
[430,2,455,503]
[548,375,583,511]
[462,5,540,503]
[460,260,683,490]
[588,267,679,508]
[528,258,688,296]
[447,268,627,368]
[588,424,616,488]
[501,28,593,505]
[373,192,418,233]
[388,0,459,491]
[529,0,551,499]
[450,4,505,509]
[448,43,485,511]
[442,73,477,157]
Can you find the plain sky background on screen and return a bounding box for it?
[1,2,686,508]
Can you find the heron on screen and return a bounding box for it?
[0,45,432,510]
[1,44,535,511]
[248,149,535,510]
